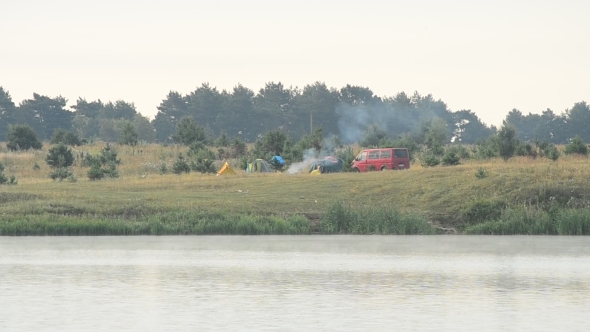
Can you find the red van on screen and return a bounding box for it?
[351,148,410,172]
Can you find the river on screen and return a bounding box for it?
[1,236,589,331]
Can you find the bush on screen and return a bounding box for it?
[6,124,42,151]
[118,122,139,146]
[214,131,230,147]
[87,164,105,180]
[50,129,82,146]
[231,137,247,158]
[515,142,537,157]
[159,163,168,174]
[49,167,74,181]
[172,153,191,174]
[537,142,559,161]
[472,136,499,159]
[84,143,120,180]
[421,154,440,167]
[172,117,206,145]
[441,150,460,166]
[336,146,356,172]
[497,122,518,160]
[360,124,387,147]
[564,136,588,155]
[191,150,217,174]
[474,167,488,179]
[46,143,74,168]
[46,143,75,182]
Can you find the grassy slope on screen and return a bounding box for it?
[2,143,590,228]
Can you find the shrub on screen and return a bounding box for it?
[538,143,560,161]
[475,167,488,179]
[6,124,42,151]
[159,163,168,174]
[118,122,139,146]
[441,150,460,166]
[172,117,206,145]
[515,142,537,157]
[497,122,518,160]
[564,136,588,155]
[231,137,247,158]
[191,150,217,174]
[46,143,74,168]
[172,153,191,174]
[87,164,104,180]
[360,124,387,147]
[49,167,74,182]
[84,143,120,180]
[336,146,356,172]
[421,154,440,167]
[214,131,230,147]
[50,129,82,146]
[472,136,499,159]
[46,143,75,181]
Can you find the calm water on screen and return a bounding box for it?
[1,236,589,332]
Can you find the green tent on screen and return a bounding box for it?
[246,159,274,173]
[308,156,344,174]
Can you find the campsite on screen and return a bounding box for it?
[3,141,590,236]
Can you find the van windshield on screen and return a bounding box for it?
[394,149,408,158]
[356,152,367,161]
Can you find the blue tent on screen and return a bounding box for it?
[270,155,285,166]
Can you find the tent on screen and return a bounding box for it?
[246,159,274,173]
[308,156,344,174]
[270,155,285,167]
[217,162,236,176]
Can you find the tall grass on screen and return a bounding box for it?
[321,202,434,235]
[465,207,590,235]
[0,212,311,236]
[0,203,435,236]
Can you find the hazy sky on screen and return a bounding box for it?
[2,0,588,126]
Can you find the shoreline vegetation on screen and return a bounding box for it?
[2,144,590,236]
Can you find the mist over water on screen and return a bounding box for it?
[1,236,589,332]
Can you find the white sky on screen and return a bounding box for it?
[2,0,588,126]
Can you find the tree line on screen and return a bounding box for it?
[0,83,589,145]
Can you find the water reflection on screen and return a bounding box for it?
[1,236,589,332]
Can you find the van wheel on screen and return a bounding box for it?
[381,166,387,171]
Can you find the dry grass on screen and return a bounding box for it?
[2,143,590,227]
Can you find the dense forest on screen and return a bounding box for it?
[0,83,588,145]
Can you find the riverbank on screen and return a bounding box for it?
[2,144,590,235]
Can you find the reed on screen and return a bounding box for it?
[465,207,590,235]
[321,202,434,235]
[0,212,311,236]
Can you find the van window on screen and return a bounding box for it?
[394,149,408,158]
[357,151,367,161]
[368,151,380,159]
[380,150,391,158]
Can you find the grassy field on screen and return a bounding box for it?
[2,143,590,235]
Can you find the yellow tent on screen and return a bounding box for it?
[217,162,236,176]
